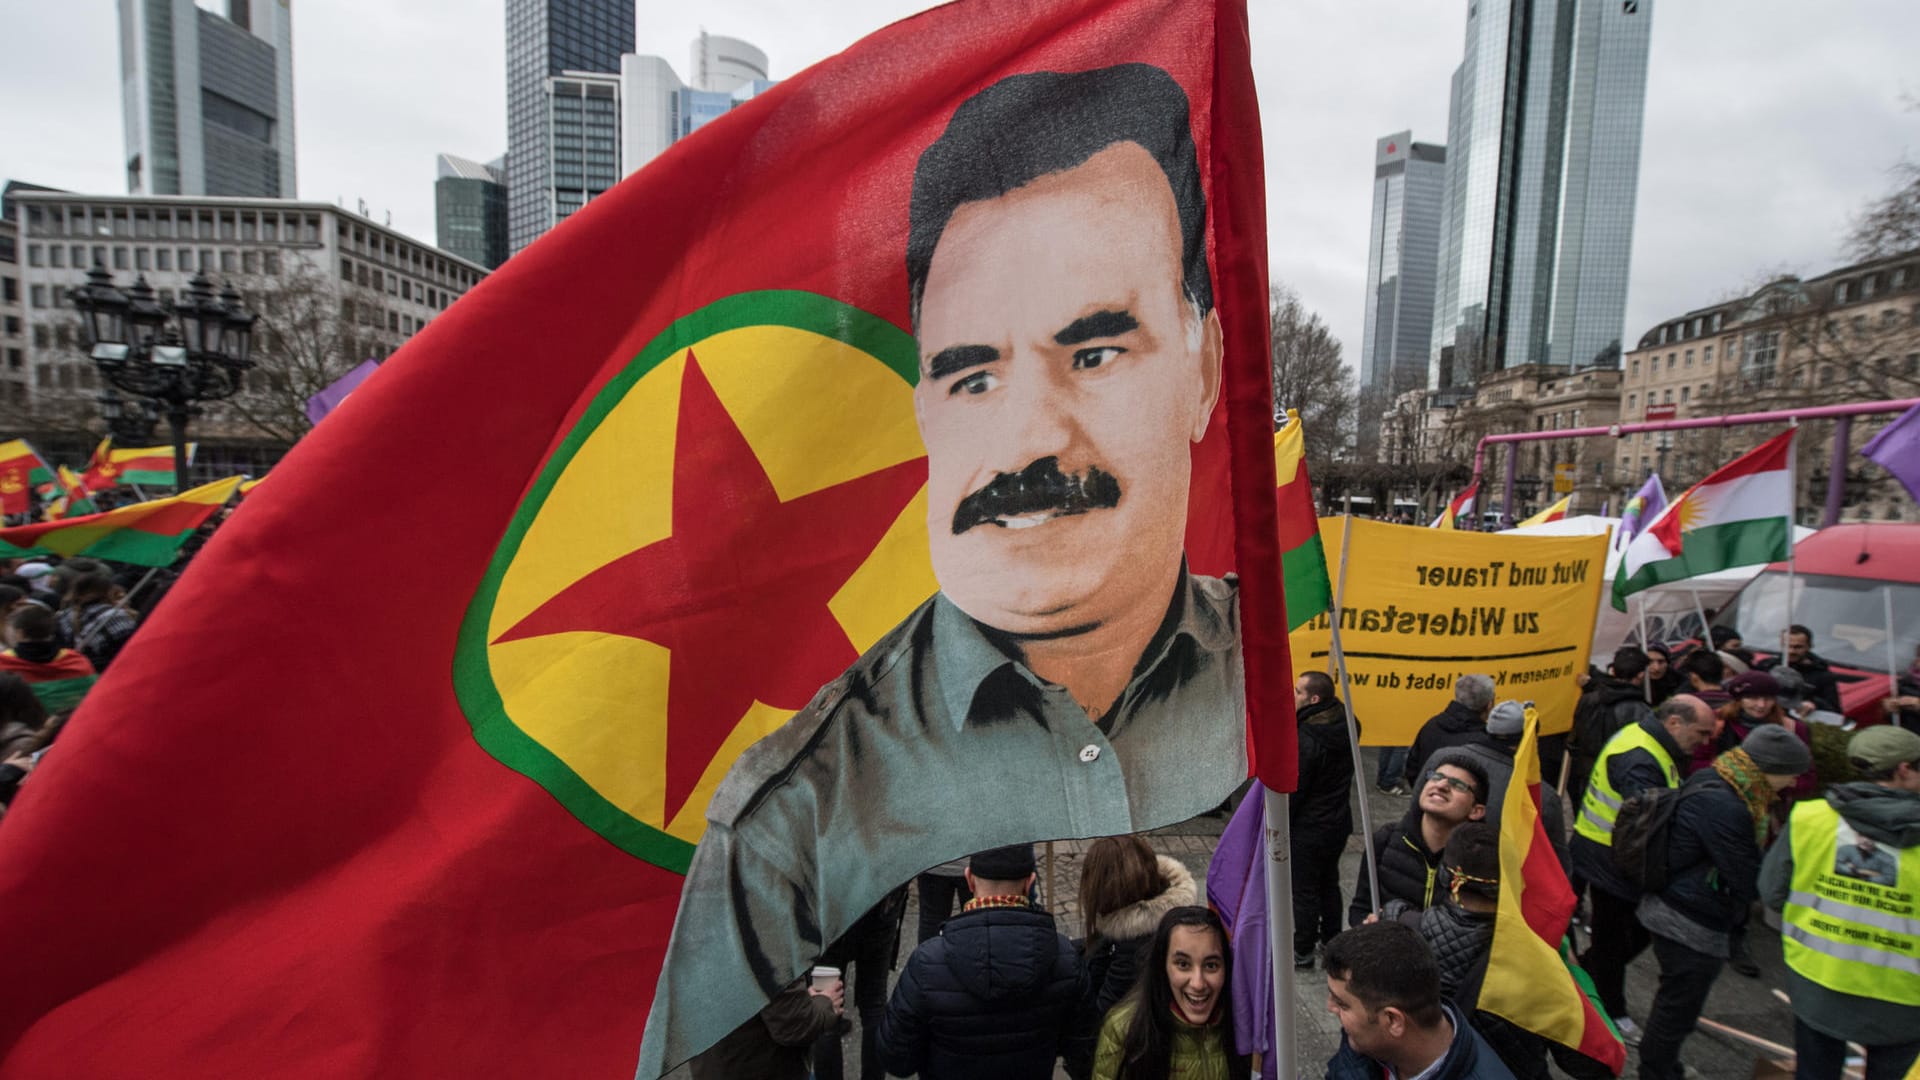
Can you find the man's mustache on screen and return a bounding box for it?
[950,457,1122,535]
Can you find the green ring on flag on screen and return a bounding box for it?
[454,290,918,873]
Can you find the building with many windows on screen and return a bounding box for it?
[435,154,509,271]
[1360,132,1446,394]
[1618,249,1920,521]
[118,0,296,199]
[621,34,775,174]
[505,0,634,254]
[1429,0,1651,388]
[9,189,487,475]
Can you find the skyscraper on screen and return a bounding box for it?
[1428,0,1651,389]
[435,154,509,271]
[118,0,296,199]
[1360,132,1446,394]
[504,0,634,254]
[621,34,775,178]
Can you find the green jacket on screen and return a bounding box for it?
[1760,781,1920,1045]
[1092,1000,1243,1080]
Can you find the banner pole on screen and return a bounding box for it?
[1885,586,1900,700]
[1688,586,1712,647]
[1327,515,1380,917]
[1637,594,1653,705]
[1261,787,1298,1080]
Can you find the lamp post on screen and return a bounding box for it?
[95,388,159,444]
[70,266,255,493]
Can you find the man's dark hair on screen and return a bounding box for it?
[1427,754,1490,806]
[1322,922,1444,1028]
[906,64,1211,329]
[7,604,54,642]
[1299,671,1336,705]
[1610,646,1649,682]
[1685,649,1724,684]
[1709,626,1742,650]
[68,570,114,605]
[1789,624,1813,644]
[1443,821,1500,902]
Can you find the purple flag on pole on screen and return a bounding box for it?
[1861,401,1920,503]
[1206,781,1278,1080]
[304,359,380,426]
[1613,474,1667,556]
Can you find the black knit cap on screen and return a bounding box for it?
[970,844,1037,880]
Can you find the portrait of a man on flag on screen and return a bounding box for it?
[641,61,1249,1075]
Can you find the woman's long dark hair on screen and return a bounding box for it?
[1111,905,1250,1080]
[0,673,47,732]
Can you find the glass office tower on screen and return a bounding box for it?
[505,0,634,254]
[1429,0,1651,389]
[436,154,509,271]
[1361,133,1447,394]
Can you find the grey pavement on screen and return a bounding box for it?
[673,749,1801,1078]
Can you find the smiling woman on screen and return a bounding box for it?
[1092,906,1252,1080]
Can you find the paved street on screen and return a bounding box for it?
[673,748,1802,1078]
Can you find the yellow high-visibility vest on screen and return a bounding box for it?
[1781,800,1920,1005]
[1574,723,1678,845]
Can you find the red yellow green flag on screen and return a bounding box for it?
[0,440,53,515]
[1517,493,1572,528]
[1274,411,1330,630]
[1480,708,1627,1074]
[0,476,238,566]
[43,465,99,521]
[84,440,192,491]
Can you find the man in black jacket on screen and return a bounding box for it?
[878,844,1081,1080]
[1351,758,1489,925]
[1635,726,1809,1080]
[1404,675,1496,787]
[1757,624,1843,714]
[1294,671,1356,967]
[1568,648,1653,807]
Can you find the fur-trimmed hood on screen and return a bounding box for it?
[1090,855,1197,942]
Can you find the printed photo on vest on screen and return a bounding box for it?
[1835,819,1899,885]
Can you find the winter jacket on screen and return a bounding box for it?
[1385,902,1548,1080]
[1569,716,1686,901]
[1636,770,1762,959]
[1092,999,1246,1080]
[879,902,1083,1080]
[688,979,840,1080]
[1427,744,1569,875]
[1349,804,1450,926]
[1065,856,1197,1080]
[1404,701,1490,787]
[1296,698,1356,839]
[1324,1002,1519,1080]
[1757,651,1842,713]
[1568,678,1653,801]
[1761,782,1920,1047]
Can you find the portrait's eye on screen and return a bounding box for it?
[949,371,999,396]
[1072,345,1126,370]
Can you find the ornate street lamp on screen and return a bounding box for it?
[70,265,255,493]
[95,388,158,444]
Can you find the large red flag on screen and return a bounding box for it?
[0,1,1286,1076]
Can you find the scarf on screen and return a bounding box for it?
[1712,747,1773,844]
[961,894,1031,914]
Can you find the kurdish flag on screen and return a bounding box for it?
[1516,493,1571,528]
[0,3,1286,1077]
[0,440,53,515]
[84,440,192,490]
[1479,708,1628,1074]
[1275,410,1331,631]
[45,466,100,521]
[0,476,238,565]
[1433,480,1479,529]
[1611,430,1795,611]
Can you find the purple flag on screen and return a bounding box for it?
[304,359,380,426]
[1613,474,1667,554]
[1206,781,1278,1080]
[1862,401,1920,503]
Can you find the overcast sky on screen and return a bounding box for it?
[3,0,1915,372]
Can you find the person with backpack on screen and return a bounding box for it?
[1568,648,1654,808]
[1632,727,1811,1080]
[1568,695,1718,1044]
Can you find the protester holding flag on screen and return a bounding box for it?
[1633,727,1810,1080]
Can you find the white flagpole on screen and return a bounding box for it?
[1261,788,1297,1080]
[1885,586,1900,700]
[1328,515,1381,915]
[1637,594,1654,705]
[1688,586,1713,646]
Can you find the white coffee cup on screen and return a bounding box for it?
[811,965,841,991]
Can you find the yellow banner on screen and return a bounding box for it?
[1290,517,1608,744]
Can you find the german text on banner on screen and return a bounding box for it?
[1289,518,1607,745]
[0,2,1285,1077]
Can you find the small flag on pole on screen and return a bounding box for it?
[1432,480,1479,530]
[305,360,381,426]
[1860,400,1920,504]
[1612,431,1794,611]
[1274,411,1331,631]
[1516,494,1572,528]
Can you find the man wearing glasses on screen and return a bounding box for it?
[1346,757,1490,930]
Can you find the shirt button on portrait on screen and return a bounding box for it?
[1078,744,1101,764]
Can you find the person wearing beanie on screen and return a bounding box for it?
[878,844,1081,1080]
[1762,725,1920,1080]
[1634,726,1811,1079]
[1696,670,1817,802]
